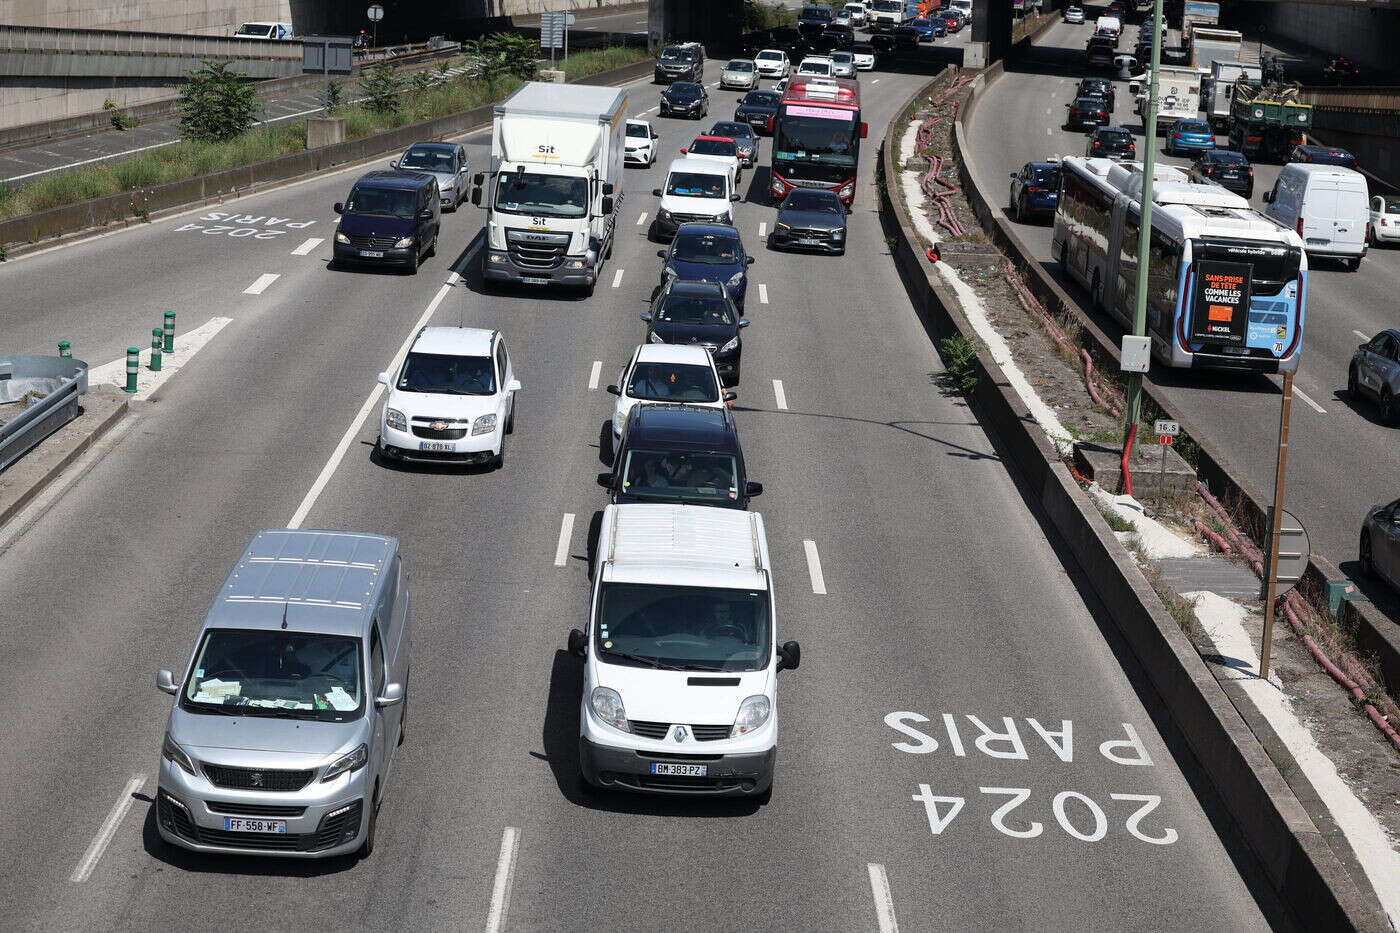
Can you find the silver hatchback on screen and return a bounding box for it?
[392,142,469,211]
[155,530,411,858]
[1361,498,1400,592]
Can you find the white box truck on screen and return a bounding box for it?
[1181,0,1219,43]
[472,82,628,294]
[1133,65,1204,134]
[1190,27,1243,73]
[1205,60,1261,131]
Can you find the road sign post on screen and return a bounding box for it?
[1260,370,1296,679]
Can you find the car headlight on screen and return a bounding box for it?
[731,695,771,736]
[590,686,630,732]
[565,259,586,269]
[657,208,673,221]
[394,236,414,249]
[439,179,454,190]
[162,734,196,775]
[384,407,407,431]
[649,331,666,344]
[472,413,497,436]
[321,743,368,782]
[831,227,846,239]
[775,221,791,231]
[488,251,509,263]
[719,335,739,353]
[726,271,745,288]
[334,231,350,244]
[714,213,732,225]
[837,182,854,199]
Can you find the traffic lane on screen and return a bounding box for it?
[965,46,1398,597]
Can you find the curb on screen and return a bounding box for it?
[0,386,128,529]
[879,67,1388,932]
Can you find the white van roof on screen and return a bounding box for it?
[666,156,732,178]
[602,504,769,590]
[1282,163,1368,187]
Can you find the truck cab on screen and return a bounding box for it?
[473,83,627,295]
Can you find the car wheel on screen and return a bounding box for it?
[494,435,506,470]
[358,785,379,857]
[1347,255,1361,271]
[1361,531,1377,577]
[404,246,419,275]
[1382,388,1398,424]
[1347,364,1360,398]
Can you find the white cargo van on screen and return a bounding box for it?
[949,0,974,22]
[568,504,800,799]
[233,21,293,39]
[1263,163,1369,270]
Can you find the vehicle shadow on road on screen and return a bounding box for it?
[534,650,762,817]
[139,802,358,876]
[1330,386,1395,427]
[729,403,998,461]
[367,441,501,476]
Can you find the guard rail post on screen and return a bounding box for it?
[163,311,175,353]
[57,340,71,358]
[124,347,139,392]
[149,329,162,372]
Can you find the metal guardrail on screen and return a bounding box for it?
[0,354,88,473]
[0,24,301,60]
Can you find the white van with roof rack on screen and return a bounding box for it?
[567,503,801,799]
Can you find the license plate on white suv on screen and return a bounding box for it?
[649,762,707,776]
[419,440,454,452]
[223,817,287,834]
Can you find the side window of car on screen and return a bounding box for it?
[496,340,509,383]
[370,625,386,698]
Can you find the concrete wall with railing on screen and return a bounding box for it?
[0,0,293,36]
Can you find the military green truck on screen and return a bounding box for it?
[1227,79,1313,161]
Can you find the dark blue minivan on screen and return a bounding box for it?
[333,170,440,273]
[1008,160,1061,223]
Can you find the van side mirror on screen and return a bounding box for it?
[746,481,764,497]
[652,188,663,197]
[602,195,615,215]
[723,390,737,402]
[377,371,390,385]
[418,209,433,221]
[156,669,179,695]
[606,384,621,396]
[745,255,754,265]
[375,682,404,708]
[568,628,588,658]
[389,159,399,169]
[473,172,485,185]
[640,312,653,322]
[680,148,688,154]
[603,182,615,195]
[1263,191,1273,203]
[507,379,522,392]
[657,249,668,258]
[738,318,750,328]
[597,472,613,489]
[333,202,344,214]
[776,640,801,671]
[731,193,741,201]
[471,187,482,207]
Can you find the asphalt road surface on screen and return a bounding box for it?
[0,39,1285,933]
[966,10,1400,623]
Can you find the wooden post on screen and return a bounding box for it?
[1259,369,1294,679]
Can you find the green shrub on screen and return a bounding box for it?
[359,63,404,114]
[178,61,258,142]
[938,335,984,395]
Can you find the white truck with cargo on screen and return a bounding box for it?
[1190,26,1243,73]
[471,83,627,294]
[1132,64,1204,134]
[1205,60,1262,131]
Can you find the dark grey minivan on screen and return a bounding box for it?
[333,170,440,273]
[156,530,411,858]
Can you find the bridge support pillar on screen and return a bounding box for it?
[970,0,1014,67]
[648,0,743,53]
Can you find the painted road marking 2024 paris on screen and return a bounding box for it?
[885,712,1179,846]
[174,211,319,240]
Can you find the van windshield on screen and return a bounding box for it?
[345,185,418,218]
[666,172,726,199]
[595,582,769,670]
[181,629,363,722]
[493,171,589,218]
[621,449,740,504]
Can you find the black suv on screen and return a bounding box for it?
[798,4,835,45]
[600,404,763,510]
[654,43,704,83]
[642,278,749,386]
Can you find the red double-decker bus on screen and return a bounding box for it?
[769,78,867,206]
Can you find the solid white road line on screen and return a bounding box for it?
[85,316,231,401]
[588,360,603,390]
[612,268,625,288]
[759,221,767,238]
[243,273,280,295]
[804,540,827,595]
[484,826,521,933]
[867,863,900,933]
[772,378,788,410]
[637,211,648,225]
[554,513,576,567]
[291,236,324,256]
[1293,386,1326,414]
[71,774,146,883]
[1353,329,1371,341]
[758,283,769,304]
[3,140,178,184]
[287,281,452,528]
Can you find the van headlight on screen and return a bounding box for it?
[649,331,666,344]
[719,335,739,353]
[590,687,630,732]
[726,271,745,288]
[731,695,771,736]
[394,236,414,249]
[335,231,350,244]
[657,208,673,222]
[321,743,368,782]
[162,734,197,775]
[384,407,407,431]
[472,413,497,435]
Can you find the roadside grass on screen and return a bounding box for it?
[0,48,647,223]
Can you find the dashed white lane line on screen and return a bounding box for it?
[588,360,603,390]
[871,78,880,85]
[287,280,453,529]
[804,539,827,595]
[772,378,788,410]
[1293,386,1326,414]
[867,863,900,933]
[70,774,145,882]
[1046,126,1052,135]
[291,236,324,256]
[637,211,648,225]
[758,283,769,304]
[243,272,281,295]
[86,316,231,401]
[1353,329,1371,341]
[612,268,625,288]
[484,826,521,933]
[554,514,576,567]
[758,221,767,238]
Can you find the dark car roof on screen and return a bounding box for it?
[1095,125,1132,134]
[624,404,741,452]
[1072,96,1108,108]
[353,170,434,190]
[674,223,740,240]
[1204,149,1248,161]
[741,91,780,104]
[405,142,457,153]
[667,82,703,93]
[712,121,754,135]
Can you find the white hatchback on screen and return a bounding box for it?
[607,344,732,437]
[754,48,790,79]
[377,326,520,468]
[1370,194,1400,245]
[852,46,876,70]
[625,119,658,166]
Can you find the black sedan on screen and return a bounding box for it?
[1076,77,1115,111]
[642,278,749,386]
[770,188,848,255]
[660,81,709,119]
[1065,95,1110,131]
[709,120,760,166]
[734,90,781,135]
[1189,149,1254,198]
[1086,126,1136,159]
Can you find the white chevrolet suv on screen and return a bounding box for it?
[568,503,801,799]
[376,326,520,468]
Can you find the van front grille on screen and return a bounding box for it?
[202,763,315,792]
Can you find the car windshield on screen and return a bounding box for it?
[661,46,688,58]
[1030,166,1060,185]
[832,52,853,62]
[399,147,454,172]
[743,92,780,107]
[1384,195,1400,212]
[1210,151,1247,164]
[666,172,726,198]
[757,50,783,61]
[800,62,831,74]
[1097,130,1133,145]
[621,449,741,505]
[627,362,719,402]
[493,171,588,218]
[690,139,737,157]
[712,122,752,139]
[397,351,496,395]
[658,293,735,323]
[783,190,843,213]
[235,23,273,36]
[181,629,363,721]
[344,185,416,218]
[595,582,769,671]
[1072,97,1104,110]
[854,43,874,53]
[1178,121,1209,134]
[726,60,755,71]
[673,233,741,265]
[626,123,650,138]
[668,83,702,98]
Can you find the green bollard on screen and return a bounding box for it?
[149,329,162,372]
[57,340,71,358]
[163,311,175,353]
[125,348,140,392]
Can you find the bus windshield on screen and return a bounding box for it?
[774,114,858,169]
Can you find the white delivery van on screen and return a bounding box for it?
[569,503,800,799]
[1264,163,1369,270]
[233,21,294,39]
[650,156,740,240]
[1094,15,1121,38]
[950,0,974,22]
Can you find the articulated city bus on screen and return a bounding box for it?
[1052,156,1307,372]
[770,78,867,206]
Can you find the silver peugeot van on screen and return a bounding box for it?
[155,529,411,858]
